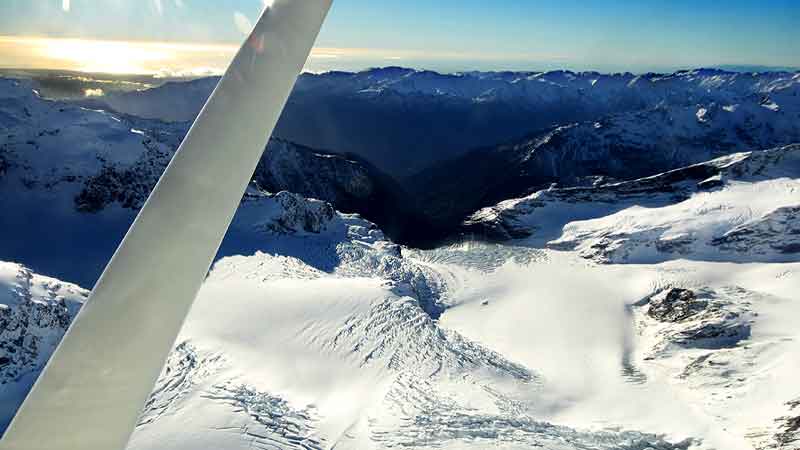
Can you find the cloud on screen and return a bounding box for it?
[154,66,224,78]
[62,0,70,12]
[233,12,253,35]
[174,0,185,7]
[153,0,163,16]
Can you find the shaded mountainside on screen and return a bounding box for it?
[0,77,417,286]
[253,141,430,244]
[7,69,800,252]
[409,90,800,234]
[59,68,800,246]
[94,67,800,178]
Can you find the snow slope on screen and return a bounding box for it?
[465,144,800,262]
[417,247,800,450]
[551,179,800,263]
[0,262,86,432]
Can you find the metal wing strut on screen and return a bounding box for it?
[0,1,332,449]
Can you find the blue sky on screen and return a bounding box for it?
[0,0,798,73]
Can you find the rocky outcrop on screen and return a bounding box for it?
[638,287,754,355]
[775,399,800,449]
[261,191,337,235]
[713,205,800,255]
[647,288,708,322]
[773,399,800,449]
[0,262,86,430]
[0,263,85,385]
[752,397,800,450]
[75,138,173,212]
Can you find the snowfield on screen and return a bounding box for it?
[429,250,800,450]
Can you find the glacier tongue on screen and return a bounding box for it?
[129,251,695,450]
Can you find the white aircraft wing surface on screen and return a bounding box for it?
[0,1,332,449]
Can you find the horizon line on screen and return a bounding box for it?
[0,35,797,77]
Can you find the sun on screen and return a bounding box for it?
[40,38,173,75]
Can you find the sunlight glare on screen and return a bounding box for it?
[41,39,172,75]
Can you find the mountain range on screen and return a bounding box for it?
[1,67,799,449]
[76,67,800,242]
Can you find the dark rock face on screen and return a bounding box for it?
[755,398,800,449]
[266,191,336,234]
[75,139,173,213]
[647,289,708,322]
[253,141,428,247]
[643,287,754,352]
[254,139,375,205]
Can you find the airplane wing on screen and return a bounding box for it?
[0,1,332,449]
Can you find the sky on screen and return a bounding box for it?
[0,0,798,75]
